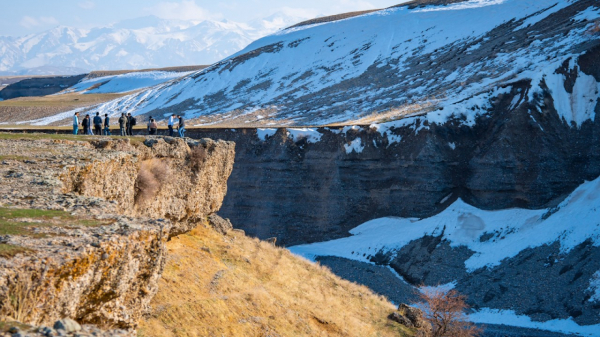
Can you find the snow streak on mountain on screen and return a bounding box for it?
[89,0,600,127]
[0,13,309,75]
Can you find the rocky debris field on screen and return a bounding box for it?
[0,134,235,332]
[1,318,133,337]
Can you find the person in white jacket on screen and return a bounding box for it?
[168,114,177,137]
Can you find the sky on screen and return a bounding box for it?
[0,0,405,37]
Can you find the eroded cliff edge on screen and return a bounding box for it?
[0,136,235,329]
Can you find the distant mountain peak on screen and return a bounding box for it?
[0,12,308,75]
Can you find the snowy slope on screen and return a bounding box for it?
[81,0,600,127]
[290,176,600,336]
[290,177,600,271]
[63,71,193,95]
[0,13,310,75]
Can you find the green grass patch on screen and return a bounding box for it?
[0,207,113,238]
[0,132,146,145]
[0,155,34,161]
[0,244,33,258]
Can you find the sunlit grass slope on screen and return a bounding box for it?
[139,225,413,337]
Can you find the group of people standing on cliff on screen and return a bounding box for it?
[72,112,185,138]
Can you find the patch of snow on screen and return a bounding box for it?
[426,86,512,127]
[574,6,600,22]
[257,128,278,141]
[290,176,600,272]
[514,1,572,31]
[287,128,322,143]
[419,282,457,294]
[589,271,600,303]
[469,309,600,337]
[440,193,453,204]
[543,68,600,127]
[18,107,89,126]
[448,142,456,150]
[342,125,361,134]
[414,0,506,13]
[65,71,191,94]
[344,138,365,154]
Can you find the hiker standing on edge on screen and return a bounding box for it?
[177,115,185,138]
[149,118,158,135]
[73,112,79,135]
[103,114,110,136]
[147,116,153,134]
[118,113,127,136]
[93,112,102,135]
[168,114,176,137]
[126,113,135,136]
[82,115,90,135]
[86,115,94,135]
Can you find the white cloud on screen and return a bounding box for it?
[145,0,220,21]
[20,16,59,29]
[78,1,96,10]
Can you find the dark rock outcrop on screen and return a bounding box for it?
[0,74,87,100]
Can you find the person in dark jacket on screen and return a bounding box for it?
[118,113,127,136]
[177,115,185,138]
[93,112,102,135]
[82,115,90,135]
[126,113,134,136]
[103,114,110,136]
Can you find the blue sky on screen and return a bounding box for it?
[1,0,406,37]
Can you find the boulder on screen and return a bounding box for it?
[208,214,233,235]
[53,318,81,333]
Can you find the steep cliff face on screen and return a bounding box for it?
[181,77,600,246]
[0,136,235,329]
[59,137,235,236]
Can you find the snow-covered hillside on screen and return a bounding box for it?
[291,176,600,336]
[86,0,599,127]
[63,71,193,95]
[0,13,310,75]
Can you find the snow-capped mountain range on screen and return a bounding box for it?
[86,0,600,127]
[0,13,311,75]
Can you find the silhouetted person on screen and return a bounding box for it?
[126,113,135,136]
[82,115,90,135]
[103,114,110,136]
[118,113,127,136]
[178,115,185,138]
[93,112,102,135]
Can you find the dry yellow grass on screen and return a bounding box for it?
[139,225,413,337]
[0,93,128,125]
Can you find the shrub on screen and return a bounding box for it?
[135,159,168,205]
[189,145,206,172]
[0,273,46,324]
[417,287,482,337]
